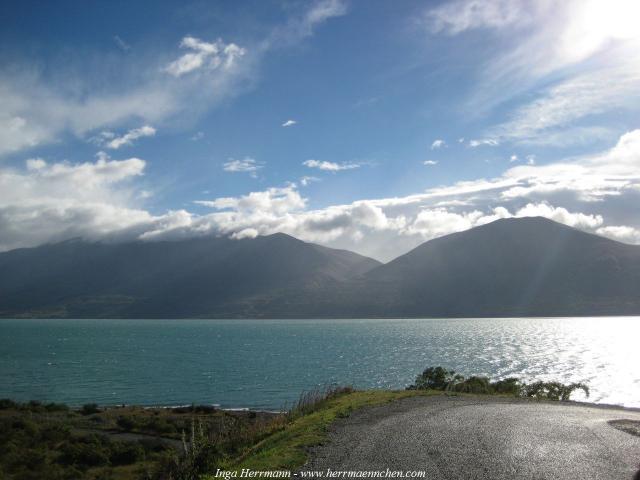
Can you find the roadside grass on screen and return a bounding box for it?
[208,389,442,476]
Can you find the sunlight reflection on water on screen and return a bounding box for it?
[0,317,638,409]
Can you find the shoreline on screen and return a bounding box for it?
[3,393,638,413]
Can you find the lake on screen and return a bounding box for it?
[0,318,638,409]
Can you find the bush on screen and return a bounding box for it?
[172,404,217,414]
[81,403,101,415]
[522,381,590,401]
[43,402,69,412]
[58,437,111,468]
[408,367,464,390]
[491,377,521,395]
[109,441,144,466]
[153,420,221,480]
[0,399,18,410]
[407,366,589,402]
[452,376,491,394]
[116,416,136,431]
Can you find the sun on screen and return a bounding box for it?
[560,0,640,64]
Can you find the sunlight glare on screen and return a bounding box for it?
[561,0,640,63]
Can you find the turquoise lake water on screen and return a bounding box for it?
[0,318,638,409]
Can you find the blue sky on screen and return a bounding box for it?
[1,0,640,261]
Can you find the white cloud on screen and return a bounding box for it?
[596,225,640,244]
[423,160,438,166]
[3,130,640,261]
[195,185,306,215]
[113,35,131,52]
[268,0,348,48]
[0,2,343,158]
[514,203,602,229]
[431,139,446,149]
[102,125,156,149]
[490,67,640,145]
[510,155,518,162]
[424,0,531,35]
[303,159,360,172]
[425,0,640,147]
[165,36,246,77]
[469,138,499,147]
[222,157,263,177]
[282,119,297,127]
[300,175,320,186]
[0,154,150,251]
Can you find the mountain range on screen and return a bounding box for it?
[1,217,639,318]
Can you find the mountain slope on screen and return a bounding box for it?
[0,233,380,318]
[349,217,640,316]
[1,217,640,318]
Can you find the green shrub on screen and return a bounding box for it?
[452,376,491,394]
[58,437,111,468]
[153,420,221,480]
[109,441,144,466]
[408,367,464,390]
[491,377,521,395]
[0,399,18,410]
[80,403,101,415]
[407,366,589,402]
[522,381,590,401]
[43,402,69,412]
[116,416,136,431]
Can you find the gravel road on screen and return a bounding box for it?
[303,395,640,479]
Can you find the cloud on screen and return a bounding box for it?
[424,0,640,147]
[509,155,518,162]
[282,119,297,127]
[300,175,320,186]
[0,2,344,158]
[0,52,225,157]
[113,35,131,52]
[423,0,531,35]
[469,138,499,147]
[596,225,640,244]
[222,157,264,177]
[195,185,306,216]
[100,125,156,149]
[165,36,246,77]
[431,139,446,149]
[267,0,348,48]
[423,160,438,166]
[3,130,640,261]
[490,67,640,145]
[0,154,149,251]
[303,159,360,171]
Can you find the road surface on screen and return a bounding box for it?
[303,395,640,479]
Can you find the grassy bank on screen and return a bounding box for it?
[0,368,591,479]
[218,389,441,474]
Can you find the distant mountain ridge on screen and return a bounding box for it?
[1,217,639,318]
[0,233,380,318]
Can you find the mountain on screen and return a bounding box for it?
[337,217,640,317]
[0,233,380,318]
[1,217,640,318]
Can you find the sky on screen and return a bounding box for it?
[1,0,640,262]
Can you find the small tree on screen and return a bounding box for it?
[409,366,464,391]
[522,381,590,401]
